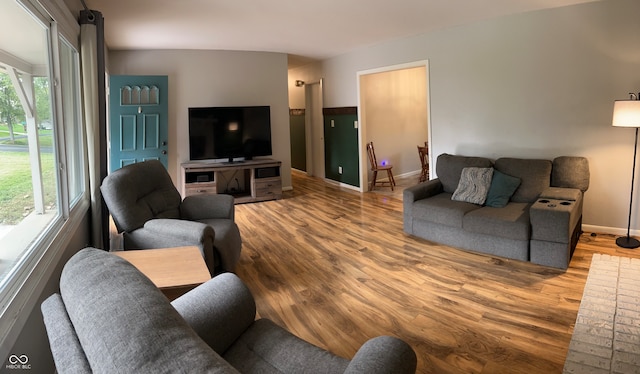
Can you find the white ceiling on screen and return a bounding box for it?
[85,0,599,67]
[1,0,600,70]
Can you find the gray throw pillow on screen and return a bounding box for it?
[485,170,521,208]
[451,167,494,205]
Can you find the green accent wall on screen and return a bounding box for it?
[323,107,359,187]
[289,109,306,171]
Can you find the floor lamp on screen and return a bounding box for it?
[612,93,640,248]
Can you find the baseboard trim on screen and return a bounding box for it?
[582,224,639,236]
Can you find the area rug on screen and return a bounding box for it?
[563,254,640,373]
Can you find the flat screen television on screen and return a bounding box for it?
[189,106,272,162]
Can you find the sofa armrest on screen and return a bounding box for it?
[403,179,443,205]
[530,189,583,244]
[403,179,443,234]
[172,273,256,355]
[538,186,582,201]
[181,194,235,221]
[344,336,417,374]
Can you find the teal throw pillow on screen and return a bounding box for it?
[485,170,521,208]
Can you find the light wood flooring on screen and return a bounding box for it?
[233,171,640,374]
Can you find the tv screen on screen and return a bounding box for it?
[189,106,272,162]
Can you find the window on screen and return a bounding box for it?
[59,38,85,204]
[0,0,85,308]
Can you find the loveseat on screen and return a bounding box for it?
[42,248,417,373]
[403,154,589,269]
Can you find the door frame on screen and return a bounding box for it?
[356,60,432,192]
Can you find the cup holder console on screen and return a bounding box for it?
[537,198,572,207]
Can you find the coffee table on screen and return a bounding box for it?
[113,246,211,300]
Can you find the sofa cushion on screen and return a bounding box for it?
[412,193,481,228]
[463,203,531,241]
[436,154,493,194]
[59,248,236,373]
[485,170,521,208]
[494,158,552,203]
[451,167,494,205]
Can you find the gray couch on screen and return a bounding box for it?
[101,160,242,274]
[42,248,417,373]
[403,154,589,269]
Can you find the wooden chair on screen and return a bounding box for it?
[417,142,429,182]
[366,141,395,191]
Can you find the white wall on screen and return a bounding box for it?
[108,49,292,189]
[288,62,323,109]
[319,0,640,234]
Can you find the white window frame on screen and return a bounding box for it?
[0,0,88,361]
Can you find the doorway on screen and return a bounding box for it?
[357,61,431,192]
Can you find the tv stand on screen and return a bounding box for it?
[181,159,282,204]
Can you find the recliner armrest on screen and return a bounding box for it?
[181,194,235,221]
[41,294,92,374]
[344,336,417,374]
[141,219,215,243]
[131,219,216,256]
[172,273,257,355]
[126,219,216,272]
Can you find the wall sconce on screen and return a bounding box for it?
[295,80,305,87]
[612,92,640,248]
[228,122,239,131]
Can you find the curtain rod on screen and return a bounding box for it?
[79,0,95,22]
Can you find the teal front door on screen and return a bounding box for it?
[109,75,168,172]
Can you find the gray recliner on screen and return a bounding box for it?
[100,160,242,274]
[41,248,417,373]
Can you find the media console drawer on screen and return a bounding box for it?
[255,178,282,199]
[184,182,217,196]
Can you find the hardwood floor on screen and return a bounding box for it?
[233,171,640,374]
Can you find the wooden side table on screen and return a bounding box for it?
[113,246,211,300]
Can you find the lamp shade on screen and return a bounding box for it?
[612,100,640,128]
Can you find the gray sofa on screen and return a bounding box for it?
[42,248,417,373]
[403,154,589,269]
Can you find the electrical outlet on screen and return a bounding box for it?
[338,166,343,174]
